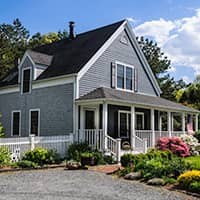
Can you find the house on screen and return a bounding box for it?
[0,20,199,158]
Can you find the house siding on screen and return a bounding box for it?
[79,29,157,97]
[0,83,73,137]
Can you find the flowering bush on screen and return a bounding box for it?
[156,137,190,157]
[178,170,200,193]
[180,134,200,155]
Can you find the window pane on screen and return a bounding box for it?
[126,67,132,90]
[117,64,124,88]
[23,69,31,93]
[13,112,20,136]
[31,111,39,136]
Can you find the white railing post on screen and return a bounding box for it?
[116,138,121,164]
[195,114,198,132]
[182,113,186,134]
[143,138,148,153]
[131,106,135,150]
[168,111,172,137]
[103,102,108,151]
[151,108,155,147]
[30,134,35,150]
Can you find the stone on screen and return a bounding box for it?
[147,178,165,186]
[124,172,142,180]
[66,160,81,170]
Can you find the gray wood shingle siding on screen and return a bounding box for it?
[79,30,157,97]
[0,83,73,137]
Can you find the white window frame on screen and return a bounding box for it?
[115,61,134,92]
[29,108,40,136]
[11,110,21,136]
[21,67,32,94]
[135,112,145,130]
[118,110,131,138]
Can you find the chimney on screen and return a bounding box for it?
[69,21,76,39]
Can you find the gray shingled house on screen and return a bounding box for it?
[0,20,199,156]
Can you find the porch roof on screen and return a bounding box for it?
[76,87,199,113]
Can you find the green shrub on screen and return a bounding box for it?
[189,181,200,193]
[162,177,177,184]
[118,166,134,177]
[22,147,61,166]
[0,146,11,167]
[17,160,38,168]
[103,155,115,164]
[184,156,200,170]
[120,150,190,179]
[67,143,92,161]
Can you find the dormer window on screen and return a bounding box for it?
[22,68,31,94]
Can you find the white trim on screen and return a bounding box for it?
[32,76,74,89]
[82,105,99,129]
[135,112,144,130]
[0,86,19,95]
[131,106,135,149]
[115,61,135,92]
[29,109,40,136]
[77,20,127,81]
[126,23,161,95]
[18,51,35,83]
[11,110,21,137]
[21,67,32,94]
[118,110,131,138]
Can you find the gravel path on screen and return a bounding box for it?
[0,168,197,200]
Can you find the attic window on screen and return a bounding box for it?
[22,68,31,93]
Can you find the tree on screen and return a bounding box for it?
[0,18,68,79]
[28,30,67,49]
[136,36,186,101]
[0,18,29,78]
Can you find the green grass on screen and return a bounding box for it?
[184,156,200,170]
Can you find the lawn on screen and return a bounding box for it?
[184,156,200,170]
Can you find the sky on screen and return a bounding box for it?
[1,0,200,83]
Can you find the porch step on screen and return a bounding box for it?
[120,150,143,156]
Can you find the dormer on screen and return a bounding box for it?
[18,50,52,94]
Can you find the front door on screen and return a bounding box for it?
[85,110,95,129]
[118,111,131,142]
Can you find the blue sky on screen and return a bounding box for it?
[1,0,200,82]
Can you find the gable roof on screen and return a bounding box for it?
[0,19,161,96]
[77,87,199,113]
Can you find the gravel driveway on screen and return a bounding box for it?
[0,168,197,200]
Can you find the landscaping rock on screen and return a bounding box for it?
[66,160,81,170]
[147,178,165,186]
[124,172,142,180]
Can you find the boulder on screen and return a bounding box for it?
[147,178,165,186]
[66,160,81,170]
[124,172,142,180]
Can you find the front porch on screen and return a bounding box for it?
[74,87,199,162]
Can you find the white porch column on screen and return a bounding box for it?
[182,113,186,134]
[168,111,172,137]
[103,102,108,150]
[151,108,155,147]
[195,114,198,132]
[131,106,135,150]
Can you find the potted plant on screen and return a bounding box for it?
[80,152,95,166]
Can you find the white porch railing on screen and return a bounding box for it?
[0,134,73,161]
[75,129,104,151]
[134,136,148,153]
[171,131,183,137]
[135,130,153,148]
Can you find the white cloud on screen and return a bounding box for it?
[182,76,192,84]
[134,9,200,76]
[126,17,137,24]
[167,66,176,73]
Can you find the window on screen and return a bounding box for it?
[135,112,144,130]
[30,109,40,136]
[22,68,31,93]
[116,63,134,91]
[126,67,133,90]
[11,111,21,136]
[117,64,124,89]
